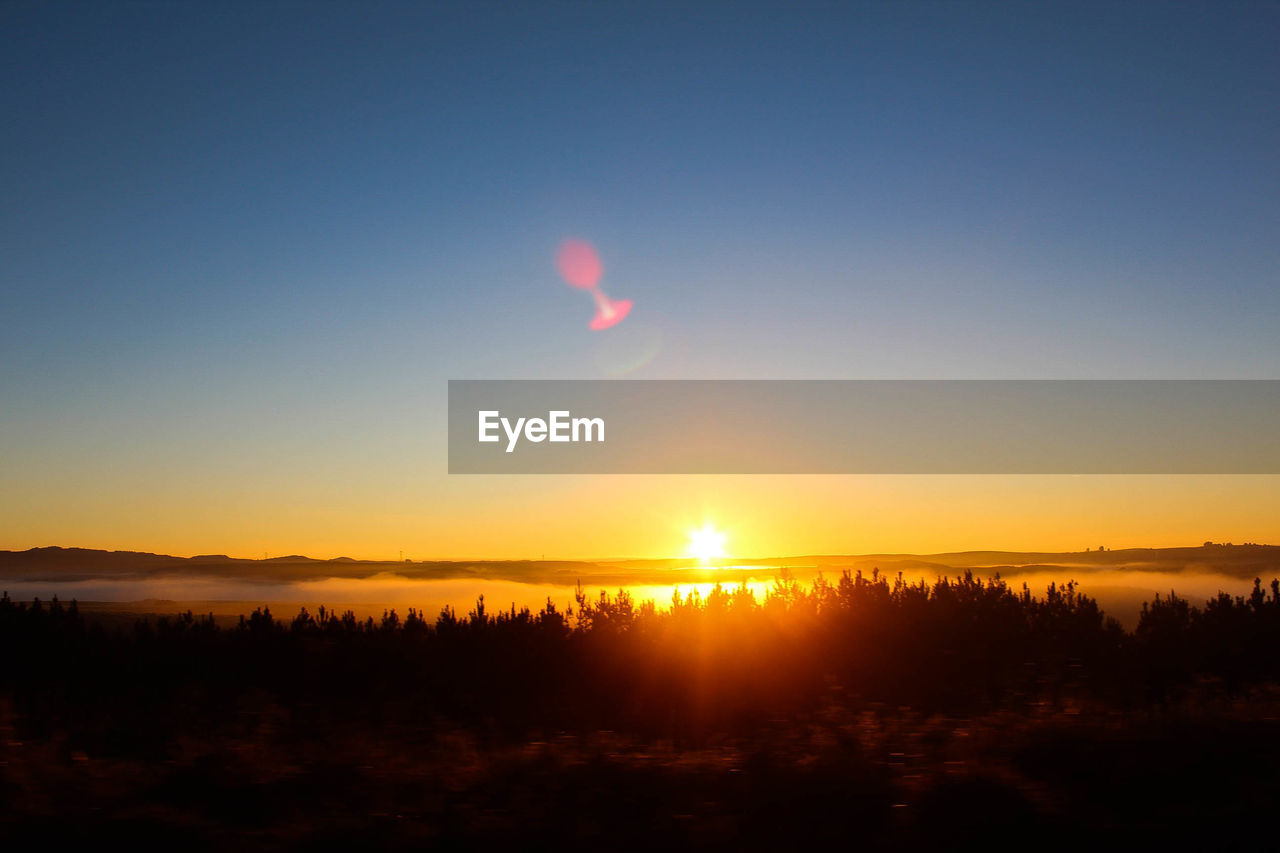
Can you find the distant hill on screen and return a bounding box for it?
[1,543,1277,587]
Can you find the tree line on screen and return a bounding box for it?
[3,570,1279,752]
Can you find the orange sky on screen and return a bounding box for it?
[4,474,1277,560]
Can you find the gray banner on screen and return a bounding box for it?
[447,380,1280,474]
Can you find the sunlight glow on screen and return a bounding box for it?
[687,524,727,562]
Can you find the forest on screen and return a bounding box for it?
[2,570,1279,849]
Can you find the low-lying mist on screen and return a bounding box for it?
[4,567,1269,630]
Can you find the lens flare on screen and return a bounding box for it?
[588,291,633,330]
[590,320,663,375]
[556,239,603,289]
[555,238,633,331]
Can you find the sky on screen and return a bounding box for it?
[2,1,1278,559]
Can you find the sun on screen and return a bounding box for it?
[687,524,727,562]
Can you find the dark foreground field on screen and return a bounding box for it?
[4,571,1280,850]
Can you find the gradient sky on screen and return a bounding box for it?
[2,2,1278,559]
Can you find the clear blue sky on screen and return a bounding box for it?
[2,2,1278,557]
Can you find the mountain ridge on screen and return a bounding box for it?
[2,543,1277,586]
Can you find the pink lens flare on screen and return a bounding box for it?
[589,297,633,331]
[555,237,634,331]
[556,239,603,289]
